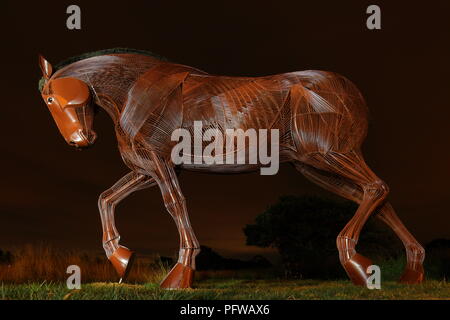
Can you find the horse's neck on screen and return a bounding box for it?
[59,55,163,122]
[93,92,122,123]
[89,73,147,122]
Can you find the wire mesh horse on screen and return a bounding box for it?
[38,48,424,288]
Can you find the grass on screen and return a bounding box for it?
[0,244,449,300]
[1,279,449,300]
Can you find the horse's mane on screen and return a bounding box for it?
[38,48,168,92]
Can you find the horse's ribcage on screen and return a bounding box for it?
[182,71,368,156]
[183,75,288,131]
[181,74,293,156]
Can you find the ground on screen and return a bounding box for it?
[1,279,449,300]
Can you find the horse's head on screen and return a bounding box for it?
[39,55,97,149]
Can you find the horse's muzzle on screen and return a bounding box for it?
[69,129,97,149]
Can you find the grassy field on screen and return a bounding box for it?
[1,279,449,300]
[1,244,449,300]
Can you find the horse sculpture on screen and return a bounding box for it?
[38,48,424,288]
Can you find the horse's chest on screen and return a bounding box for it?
[115,127,147,172]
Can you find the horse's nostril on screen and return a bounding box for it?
[69,141,76,145]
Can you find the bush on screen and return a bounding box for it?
[244,195,402,279]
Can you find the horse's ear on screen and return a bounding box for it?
[38,54,53,80]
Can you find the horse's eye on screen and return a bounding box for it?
[47,97,54,104]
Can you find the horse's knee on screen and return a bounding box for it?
[362,180,389,202]
[98,189,114,211]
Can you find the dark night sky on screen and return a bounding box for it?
[1,1,449,260]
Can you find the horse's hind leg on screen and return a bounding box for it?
[296,151,389,286]
[99,171,156,281]
[146,152,200,289]
[376,203,425,283]
[296,162,424,284]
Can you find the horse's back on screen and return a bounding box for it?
[182,70,368,136]
[120,59,369,156]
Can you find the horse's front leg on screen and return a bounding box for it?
[147,152,200,289]
[98,171,156,281]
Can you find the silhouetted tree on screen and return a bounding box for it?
[244,195,401,279]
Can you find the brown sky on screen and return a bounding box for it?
[1,1,449,260]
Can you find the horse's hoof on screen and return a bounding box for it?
[160,263,194,289]
[399,266,424,284]
[343,253,373,286]
[109,246,135,281]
